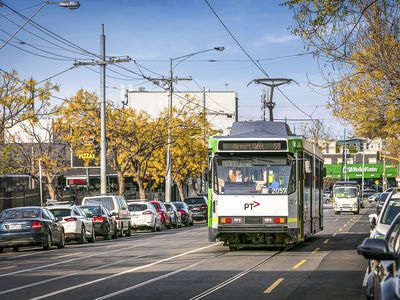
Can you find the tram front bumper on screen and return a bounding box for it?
[218,224,289,233]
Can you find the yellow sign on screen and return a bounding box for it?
[77,152,96,159]
[375,180,379,185]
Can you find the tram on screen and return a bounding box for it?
[207,121,324,249]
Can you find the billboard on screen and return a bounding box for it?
[71,148,100,168]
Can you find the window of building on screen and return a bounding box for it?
[337,158,342,164]
[324,158,332,165]
[369,158,377,164]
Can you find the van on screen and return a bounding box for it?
[81,195,131,237]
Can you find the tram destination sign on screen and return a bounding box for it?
[218,140,287,151]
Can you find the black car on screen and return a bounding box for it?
[363,189,377,198]
[184,197,208,221]
[173,202,193,226]
[377,192,391,215]
[358,211,400,299]
[0,206,65,252]
[79,205,118,240]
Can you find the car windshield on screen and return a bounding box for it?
[128,204,147,211]
[334,187,358,198]
[381,198,400,225]
[184,198,205,205]
[49,209,72,218]
[84,197,115,211]
[164,204,173,211]
[173,202,185,209]
[214,154,295,195]
[80,206,102,216]
[0,208,40,219]
[379,193,389,203]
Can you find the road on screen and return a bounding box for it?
[0,203,373,300]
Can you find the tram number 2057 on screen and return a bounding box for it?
[270,188,287,194]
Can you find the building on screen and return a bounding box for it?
[322,138,399,189]
[127,90,237,135]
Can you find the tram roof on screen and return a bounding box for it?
[226,121,293,138]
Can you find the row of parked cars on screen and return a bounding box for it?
[357,188,400,299]
[0,195,209,253]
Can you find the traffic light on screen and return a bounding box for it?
[377,150,382,161]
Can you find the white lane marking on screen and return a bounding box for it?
[334,218,339,222]
[332,233,337,237]
[323,239,329,245]
[0,242,149,278]
[6,250,45,260]
[30,242,222,300]
[93,253,222,300]
[50,252,81,260]
[362,268,369,287]
[0,251,150,296]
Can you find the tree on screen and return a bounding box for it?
[0,70,58,142]
[285,0,400,159]
[298,120,332,149]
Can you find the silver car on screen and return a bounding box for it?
[127,202,162,232]
[48,205,95,244]
[164,202,182,229]
[370,192,400,239]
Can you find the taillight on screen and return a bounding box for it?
[93,216,104,222]
[142,210,152,215]
[64,217,77,222]
[115,213,120,220]
[200,204,208,209]
[178,210,186,215]
[32,221,42,230]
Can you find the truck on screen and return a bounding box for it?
[333,181,361,214]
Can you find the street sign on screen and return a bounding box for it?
[375,180,380,185]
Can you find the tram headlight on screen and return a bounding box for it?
[232,217,243,224]
[264,217,274,224]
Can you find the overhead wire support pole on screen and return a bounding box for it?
[73,24,131,195]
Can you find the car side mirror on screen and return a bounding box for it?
[86,213,93,218]
[121,207,127,211]
[55,216,63,222]
[369,213,378,229]
[111,212,117,216]
[357,238,397,261]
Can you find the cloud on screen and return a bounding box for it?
[254,34,299,47]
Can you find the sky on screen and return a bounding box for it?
[0,0,351,138]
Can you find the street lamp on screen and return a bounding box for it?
[165,46,224,202]
[0,1,80,51]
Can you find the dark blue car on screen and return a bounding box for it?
[0,206,65,252]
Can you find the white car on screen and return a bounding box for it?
[48,205,95,243]
[369,192,400,239]
[127,202,162,232]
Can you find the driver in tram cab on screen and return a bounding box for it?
[228,169,248,182]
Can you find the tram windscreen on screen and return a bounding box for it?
[213,155,295,195]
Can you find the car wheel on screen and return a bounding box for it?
[335,211,340,215]
[88,227,96,243]
[186,219,190,227]
[174,220,179,229]
[190,220,194,226]
[151,223,156,232]
[125,223,132,237]
[104,225,111,240]
[43,231,52,250]
[0,247,3,253]
[57,230,65,249]
[13,246,19,252]
[112,224,118,239]
[79,226,87,244]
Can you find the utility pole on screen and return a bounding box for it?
[261,89,267,121]
[248,78,296,122]
[74,25,131,195]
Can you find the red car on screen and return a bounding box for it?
[149,201,171,229]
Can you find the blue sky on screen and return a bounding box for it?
[0,0,350,138]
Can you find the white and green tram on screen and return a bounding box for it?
[207,121,324,249]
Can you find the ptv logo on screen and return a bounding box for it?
[244,201,260,210]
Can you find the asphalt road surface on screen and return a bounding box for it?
[0,202,373,300]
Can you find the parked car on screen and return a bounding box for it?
[376,192,391,215]
[79,205,118,240]
[370,192,400,240]
[164,202,181,229]
[184,196,208,221]
[149,200,170,229]
[0,206,65,252]
[358,211,400,299]
[363,189,377,198]
[173,201,193,226]
[127,201,162,232]
[368,192,381,203]
[82,195,131,237]
[48,205,95,244]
